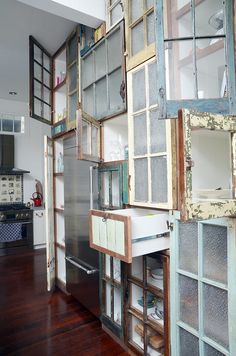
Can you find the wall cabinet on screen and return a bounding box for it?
[170,211,236,356]
[89,208,170,263]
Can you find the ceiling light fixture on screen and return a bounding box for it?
[9,91,17,96]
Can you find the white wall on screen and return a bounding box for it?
[0,98,51,204]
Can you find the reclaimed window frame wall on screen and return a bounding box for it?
[155,0,236,118]
[170,211,236,356]
[81,21,126,121]
[127,57,177,210]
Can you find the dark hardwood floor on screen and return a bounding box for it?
[0,249,128,356]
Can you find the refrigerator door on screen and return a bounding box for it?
[64,135,100,316]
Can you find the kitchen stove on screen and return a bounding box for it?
[0,204,32,222]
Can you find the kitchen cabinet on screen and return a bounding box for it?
[177,108,236,221]
[124,0,155,71]
[155,0,236,118]
[81,21,126,120]
[33,209,46,247]
[127,57,177,210]
[170,211,236,356]
[89,208,170,263]
[125,251,170,356]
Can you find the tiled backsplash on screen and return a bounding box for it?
[0,175,23,204]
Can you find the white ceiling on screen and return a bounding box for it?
[0,0,95,103]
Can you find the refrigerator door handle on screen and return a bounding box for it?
[89,165,97,209]
[66,256,98,275]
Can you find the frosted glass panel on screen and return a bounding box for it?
[68,92,77,122]
[43,86,51,105]
[68,35,77,64]
[107,29,122,72]
[147,11,155,45]
[131,21,144,56]
[111,4,123,26]
[91,125,99,158]
[100,172,110,206]
[95,43,106,80]
[132,68,146,112]
[150,110,166,153]
[83,85,94,117]
[43,53,50,71]
[148,61,158,106]
[179,274,198,330]
[34,98,42,117]
[203,284,229,349]
[68,63,77,92]
[113,257,121,283]
[111,170,120,207]
[34,62,41,81]
[82,120,90,154]
[179,328,199,356]
[34,80,42,99]
[34,44,42,64]
[195,0,225,37]
[95,78,107,117]
[147,0,154,9]
[108,68,123,111]
[106,283,112,317]
[43,70,50,87]
[179,222,198,274]
[43,104,51,122]
[114,288,121,325]
[134,158,148,201]
[203,224,227,285]
[151,156,168,203]
[131,0,143,22]
[204,343,225,356]
[82,54,94,88]
[133,113,147,156]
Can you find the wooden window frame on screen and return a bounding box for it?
[106,0,124,32]
[156,0,236,118]
[128,57,177,210]
[124,0,156,71]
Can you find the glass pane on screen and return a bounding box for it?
[108,68,123,112]
[195,0,225,37]
[105,254,111,277]
[14,119,22,133]
[151,156,168,203]
[43,70,50,87]
[68,63,77,92]
[43,104,51,122]
[203,224,227,285]
[134,158,148,201]
[131,256,143,280]
[111,3,123,26]
[146,255,164,291]
[68,34,77,64]
[83,85,94,117]
[148,296,164,327]
[203,284,229,349]
[43,86,51,105]
[147,11,155,45]
[148,61,157,106]
[147,0,154,10]
[95,78,107,117]
[105,283,111,317]
[34,44,42,64]
[131,0,143,23]
[100,171,110,206]
[131,283,144,313]
[191,130,232,202]
[132,67,146,112]
[82,53,94,88]
[34,61,42,82]
[2,119,13,132]
[133,113,147,156]
[68,92,77,123]
[34,98,42,117]
[82,120,90,155]
[179,327,199,356]
[43,53,50,71]
[146,326,164,355]
[114,288,121,325]
[111,170,120,207]
[179,274,198,330]
[107,29,122,72]
[204,343,225,356]
[131,21,144,56]
[91,125,99,158]
[95,42,106,80]
[163,0,192,39]
[34,80,42,99]
[179,221,198,274]
[150,110,166,153]
[165,40,195,100]
[196,39,226,99]
[128,315,144,351]
[113,257,121,283]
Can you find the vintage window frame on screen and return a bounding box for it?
[29,36,53,125]
[106,0,124,32]
[178,109,236,221]
[81,21,126,121]
[128,57,177,210]
[124,0,156,71]
[155,0,236,118]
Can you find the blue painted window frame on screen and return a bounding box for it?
[155,0,236,118]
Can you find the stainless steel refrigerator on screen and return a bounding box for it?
[64,134,100,317]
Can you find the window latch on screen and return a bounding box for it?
[120,80,126,103]
[159,87,165,99]
[186,156,194,170]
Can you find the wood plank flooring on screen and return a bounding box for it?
[0,249,128,356]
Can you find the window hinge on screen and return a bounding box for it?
[167,221,174,231]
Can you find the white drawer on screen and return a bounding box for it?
[89,208,169,263]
